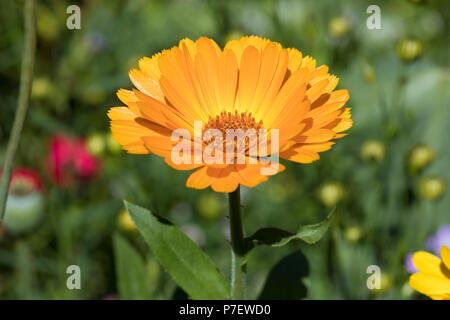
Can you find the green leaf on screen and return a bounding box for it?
[124,201,230,300]
[258,249,309,300]
[246,208,335,250]
[113,233,150,299]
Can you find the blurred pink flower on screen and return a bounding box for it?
[46,134,100,187]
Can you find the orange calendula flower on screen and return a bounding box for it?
[409,245,450,300]
[108,36,351,192]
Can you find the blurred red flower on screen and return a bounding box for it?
[46,134,100,187]
[0,167,44,194]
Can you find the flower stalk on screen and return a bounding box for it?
[228,186,246,299]
[0,0,36,223]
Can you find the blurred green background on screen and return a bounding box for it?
[0,0,449,299]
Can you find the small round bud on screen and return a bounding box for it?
[37,7,60,42]
[328,16,351,38]
[86,133,106,157]
[409,144,435,173]
[417,177,446,201]
[396,38,423,63]
[379,272,393,292]
[318,182,344,208]
[361,139,385,163]
[31,77,54,100]
[345,226,362,243]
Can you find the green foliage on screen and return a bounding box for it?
[246,208,335,250]
[113,233,150,300]
[125,201,230,300]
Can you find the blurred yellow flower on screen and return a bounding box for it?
[117,209,136,232]
[361,139,385,163]
[397,38,423,62]
[409,245,450,300]
[379,272,393,292]
[31,77,55,100]
[345,226,362,243]
[318,181,344,207]
[86,133,106,156]
[418,177,446,201]
[108,36,352,192]
[328,16,350,38]
[409,144,435,172]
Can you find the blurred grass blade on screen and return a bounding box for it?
[125,201,230,300]
[258,249,309,300]
[113,233,150,300]
[14,240,34,299]
[0,0,36,222]
[246,208,335,250]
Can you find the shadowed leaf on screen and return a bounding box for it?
[258,249,309,300]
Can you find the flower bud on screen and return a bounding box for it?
[318,182,344,208]
[397,38,423,63]
[86,133,106,157]
[408,144,435,173]
[37,7,60,42]
[380,272,393,292]
[328,16,351,38]
[373,272,393,294]
[361,139,385,163]
[345,226,362,243]
[417,177,446,201]
[2,169,45,234]
[31,77,55,100]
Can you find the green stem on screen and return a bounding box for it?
[0,0,36,222]
[228,186,246,299]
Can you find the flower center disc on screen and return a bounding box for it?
[204,111,263,136]
[203,111,264,159]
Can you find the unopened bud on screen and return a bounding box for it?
[417,177,445,201]
[397,38,423,63]
[361,139,385,163]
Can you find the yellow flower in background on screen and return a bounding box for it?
[108,36,351,192]
[409,245,450,300]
